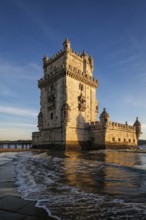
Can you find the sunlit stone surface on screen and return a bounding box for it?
[32,39,141,150]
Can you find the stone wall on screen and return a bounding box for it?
[65,70,97,143]
[39,76,66,130]
[43,52,65,75]
[89,121,138,148]
[66,51,93,76]
[105,123,137,146]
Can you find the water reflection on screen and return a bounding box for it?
[63,150,146,200]
[15,150,146,219]
[64,150,104,192]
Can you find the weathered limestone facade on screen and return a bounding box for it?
[32,38,141,150]
[89,109,141,149]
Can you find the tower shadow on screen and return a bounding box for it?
[75,112,90,150]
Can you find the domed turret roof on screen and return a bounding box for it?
[63,37,70,45]
[100,108,110,118]
[133,117,141,126]
[43,54,49,60]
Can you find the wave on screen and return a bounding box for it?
[15,151,146,220]
[0,152,18,166]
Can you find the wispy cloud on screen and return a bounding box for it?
[0,122,35,128]
[110,54,139,67]
[0,84,18,97]
[0,59,41,81]
[14,0,62,43]
[133,72,146,80]
[142,124,146,129]
[0,58,41,102]
[124,96,146,109]
[0,128,33,140]
[0,105,37,117]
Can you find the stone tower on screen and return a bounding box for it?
[133,117,142,140]
[32,38,98,149]
[100,108,110,126]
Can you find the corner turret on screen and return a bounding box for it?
[43,54,49,66]
[43,54,49,74]
[81,50,88,61]
[100,108,110,125]
[133,117,141,140]
[89,55,94,71]
[63,37,71,52]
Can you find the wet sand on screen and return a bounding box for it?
[0,152,53,220]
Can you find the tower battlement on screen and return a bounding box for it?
[43,50,64,68]
[39,46,98,88]
[108,122,136,131]
[89,120,136,132]
[38,65,98,88]
[43,38,94,78]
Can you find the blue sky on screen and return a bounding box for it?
[0,0,146,140]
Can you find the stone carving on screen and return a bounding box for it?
[47,85,56,108]
[78,93,86,112]
[95,105,98,113]
[61,103,71,123]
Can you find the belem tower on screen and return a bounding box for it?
[32,38,141,150]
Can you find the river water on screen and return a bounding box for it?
[1,148,146,219]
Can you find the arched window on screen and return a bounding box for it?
[79,83,84,91]
[50,112,53,119]
[61,103,71,122]
[91,137,94,142]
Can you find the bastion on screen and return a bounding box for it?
[32,38,141,150]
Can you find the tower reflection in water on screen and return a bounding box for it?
[63,150,143,199]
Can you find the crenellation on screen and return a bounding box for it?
[66,64,98,87]
[43,50,64,68]
[108,121,136,132]
[90,121,100,129]
[70,49,82,59]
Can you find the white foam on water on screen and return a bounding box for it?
[15,152,146,220]
[36,200,61,220]
[0,152,19,165]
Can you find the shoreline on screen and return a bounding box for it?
[0,152,53,220]
[0,149,49,153]
[0,147,146,154]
